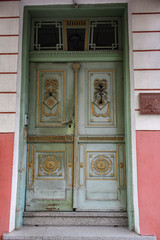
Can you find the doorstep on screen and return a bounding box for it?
[3,226,156,240]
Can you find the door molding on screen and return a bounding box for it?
[14,3,134,230]
[72,63,81,209]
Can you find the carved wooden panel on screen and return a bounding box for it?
[37,70,65,127]
[86,151,117,180]
[87,70,115,127]
[35,151,66,180]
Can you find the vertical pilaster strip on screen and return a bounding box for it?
[72,63,80,202]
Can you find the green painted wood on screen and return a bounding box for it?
[77,62,126,211]
[29,51,123,63]
[15,9,31,229]
[16,3,134,229]
[26,63,74,211]
[122,7,134,230]
[27,4,126,18]
[26,61,126,212]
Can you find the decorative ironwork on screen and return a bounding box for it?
[32,18,120,51]
[89,20,119,50]
[42,78,60,117]
[33,20,63,50]
[92,79,110,118]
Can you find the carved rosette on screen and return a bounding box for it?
[88,152,116,180]
[36,152,65,179]
[91,155,112,175]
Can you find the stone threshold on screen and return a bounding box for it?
[3,226,156,240]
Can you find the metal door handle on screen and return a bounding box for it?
[62,119,72,124]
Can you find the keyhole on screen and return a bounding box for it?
[69,124,72,128]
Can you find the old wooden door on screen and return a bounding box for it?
[76,62,126,211]
[26,61,126,211]
[26,63,74,211]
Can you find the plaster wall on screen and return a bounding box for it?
[0,1,20,239]
[131,0,160,239]
[0,0,160,240]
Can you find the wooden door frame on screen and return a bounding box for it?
[15,3,134,230]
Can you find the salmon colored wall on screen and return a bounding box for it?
[0,134,14,240]
[136,130,160,240]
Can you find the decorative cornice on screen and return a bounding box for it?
[29,50,123,60]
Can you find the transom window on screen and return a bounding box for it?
[31,18,121,51]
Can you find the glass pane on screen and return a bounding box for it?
[89,21,119,50]
[67,28,85,51]
[34,21,63,50]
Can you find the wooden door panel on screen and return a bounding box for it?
[26,61,126,212]
[78,62,124,135]
[26,143,73,211]
[26,63,74,211]
[77,142,126,211]
[28,63,74,136]
[77,62,126,211]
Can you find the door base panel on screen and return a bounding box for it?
[23,211,128,227]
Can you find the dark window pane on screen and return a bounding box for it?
[89,21,118,50]
[34,22,63,50]
[67,28,85,51]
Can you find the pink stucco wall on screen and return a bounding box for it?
[0,134,14,240]
[136,130,160,240]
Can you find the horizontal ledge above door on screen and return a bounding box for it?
[29,50,123,62]
[28,135,73,143]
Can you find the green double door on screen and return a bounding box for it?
[26,62,126,211]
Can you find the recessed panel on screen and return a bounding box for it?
[37,70,65,127]
[87,70,115,127]
[35,151,66,180]
[87,151,117,180]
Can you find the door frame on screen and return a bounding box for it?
[14,3,134,230]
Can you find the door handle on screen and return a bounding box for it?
[62,119,72,125]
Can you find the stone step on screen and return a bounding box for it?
[3,226,156,240]
[23,211,128,226]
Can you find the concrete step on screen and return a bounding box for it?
[3,226,156,240]
[23,211,128,226]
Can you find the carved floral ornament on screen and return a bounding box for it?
[42,78,60,117]
[92,79,111,118]
[91,155,113,176]
[39,155,62,176]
